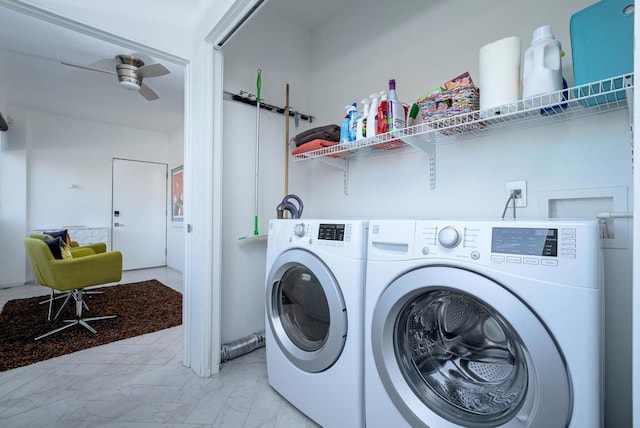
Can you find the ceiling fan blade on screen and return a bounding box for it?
[138,82,159,101]
[136,63,170,79]
[60,61,117,75]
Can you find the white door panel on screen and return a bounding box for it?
[112,159,167,270]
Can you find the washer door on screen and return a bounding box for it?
[266,248,347,373]
[372,266,571,428]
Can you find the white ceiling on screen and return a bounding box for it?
[267,0,351,31]
[0,4,185,133]
[0,0,345,134]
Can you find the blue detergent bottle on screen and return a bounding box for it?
[340,105,352,143]
[347,103,358,141]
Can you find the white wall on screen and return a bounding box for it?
[14,0,194,59]
[167,123,185,272]
[0,106,27,287]
[220,6,312,344]
[633,6,639,426]
[0,108,170,285]
[27,110,169,227]
[227,0,633,426]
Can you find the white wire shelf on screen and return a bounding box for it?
[292,73,633,163]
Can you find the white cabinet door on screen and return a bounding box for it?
[112,158,167,270]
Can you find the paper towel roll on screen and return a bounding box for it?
[479,36,522,115]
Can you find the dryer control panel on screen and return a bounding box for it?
[268,219,368,260]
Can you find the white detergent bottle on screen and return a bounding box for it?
[356,98,370,140]
[387,79,405,132]
[367,93,379,138]
[522,25,563,101]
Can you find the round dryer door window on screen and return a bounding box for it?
[372,266,571,428]
[267,249,347,373]
[278,265,330,351]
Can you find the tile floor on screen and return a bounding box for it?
[0,267,317,427]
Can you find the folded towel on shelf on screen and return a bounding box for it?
[291,139,339,155]
[291,139,353,159]
[291,124,340,147]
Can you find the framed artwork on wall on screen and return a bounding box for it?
[171,165,184,222]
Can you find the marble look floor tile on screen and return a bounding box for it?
[0,267,315,428]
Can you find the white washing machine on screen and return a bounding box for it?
[265,219,367,427]
[365,219,603,428]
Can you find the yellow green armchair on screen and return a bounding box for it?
[24,237,123,340]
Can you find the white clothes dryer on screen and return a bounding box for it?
[265,219,367,428]
[365,219,603,428]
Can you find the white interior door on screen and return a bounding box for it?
[112,158,167,270]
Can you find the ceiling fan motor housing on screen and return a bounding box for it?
[116,55,144,91]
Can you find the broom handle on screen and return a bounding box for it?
[254,69,261,236]
[285,84,290,197]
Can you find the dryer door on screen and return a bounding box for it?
[372,266,571,428]
[266,248,348,373]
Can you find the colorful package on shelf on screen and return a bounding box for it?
[417,85,483,135]
[417,86,444,102]
[444,71,475,90]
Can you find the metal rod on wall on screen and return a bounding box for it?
[223,90,314,123]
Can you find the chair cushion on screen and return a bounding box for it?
[43,237,64,259]
[44,229,71,246]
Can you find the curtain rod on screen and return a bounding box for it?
[223,90,314,123]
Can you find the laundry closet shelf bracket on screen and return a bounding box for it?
[306,156,349,195]
[312,156,348,171]
[394,130,436,190]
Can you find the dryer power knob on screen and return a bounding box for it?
[294,223,306,237]
[438,226,461,248]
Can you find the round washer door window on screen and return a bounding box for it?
[372,266,571,428]
[267,249,347,373]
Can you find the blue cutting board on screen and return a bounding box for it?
[570,0,634,104]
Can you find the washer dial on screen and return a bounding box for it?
[438,226,461,248]
[294,223,306,237]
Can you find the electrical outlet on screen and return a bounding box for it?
[506,180,527,208]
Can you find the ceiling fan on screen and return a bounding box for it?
[61,54,170,101]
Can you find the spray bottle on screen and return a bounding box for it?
[377,91,389,134]
[387,79,405,132]
[367,93,379,138]
[340,105,351,143]
[357,98,370,140]
[347,103,358,141]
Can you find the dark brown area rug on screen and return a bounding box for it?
[0,279,182,372]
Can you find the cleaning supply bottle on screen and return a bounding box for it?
[377,91,389,134]
[347,102,358,141]
[522,25,563,100]
[340,105,351,143]
[356,98,370,140]
[387,79,405,132]
[367,93,379,138]
[407,103,420,127]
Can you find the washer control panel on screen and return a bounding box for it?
[368,219,600,288]
[413,220,598,271]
